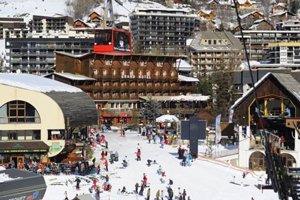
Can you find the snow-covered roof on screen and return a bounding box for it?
[200,10,213,15]
[51,72,95,81]
[237,0,252,4]
[231,73,300,109]
[170,94,210,101]
[156,114,179,123]
[0,73,82,93]
[177,59,192,72]
[140,94,210,102]
[239,61,261,70]
[178,75,198,82]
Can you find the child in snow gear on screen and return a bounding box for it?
[135,182,139,193]
[147,159,152,167]
[136,149,141,161]
[157,165,162,175]
[121,186,126,194]
[75,177,81,190]
[122,159,128,167]
[104,159,109,171]
[143,173,148,187]
[97,165,101,175]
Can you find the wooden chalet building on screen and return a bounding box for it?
[55,52,197,125]
[231,73,300,169]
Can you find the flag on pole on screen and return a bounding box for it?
[215,114,222,144]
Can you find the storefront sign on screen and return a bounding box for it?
[48,141,64,157]
[0,149,47,153]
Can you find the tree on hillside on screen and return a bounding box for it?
[140,96,161,126]
[65,0,101,19]
[261,0,271,20]
[211,70,237,121]
[289,0,300,15]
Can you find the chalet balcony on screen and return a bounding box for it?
[77,85,94,91]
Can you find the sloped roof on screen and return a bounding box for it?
[188,31,243,51]
[0,73,81,93]
[0,73,98,127]
[177,59,192,72]
[47,72,95,81]
[178,75,199,82]
[231,73,300,109]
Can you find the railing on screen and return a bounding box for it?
[210,148,239,159]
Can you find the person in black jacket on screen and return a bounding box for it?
[167,187,174,200]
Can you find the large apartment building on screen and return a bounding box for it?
[29,15,73,34]
[188,31,243,76]
[130,7,200,55]
[5,37,94,74]
[266,42,300,65]
[235,30,300,62]
[0,17,27,39]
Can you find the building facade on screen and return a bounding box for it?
[0,73,97,165]
[266,42,300,64]
[0,17,27,39]
[4,37,94,74]
[188,31,243,76]
[29,15,74,34]
[130,7,200,55]
[235,30,300,62]
[55,52,197,125]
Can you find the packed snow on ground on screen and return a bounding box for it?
[0,0,67,22]
[0,173,21,183]
[43,131,277,200]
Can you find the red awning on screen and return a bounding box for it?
[119,114,127,117]
[102,114,112,117]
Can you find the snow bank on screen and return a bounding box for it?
[0,173,20,183]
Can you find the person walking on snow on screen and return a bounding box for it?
[136,149,141,161]
[146,188,151,200]
[143,173,148,187]
[135,182,139,193]
[182,189,187,200]
[156,189,160,200]
[101,150,105,160]
[139,183,144,196]
[104,159,109,171]
[168,187,174,200]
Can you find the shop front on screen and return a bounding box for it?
[0,141,49,166]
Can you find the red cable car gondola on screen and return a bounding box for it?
[94,28,132,54]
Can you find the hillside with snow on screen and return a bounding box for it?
[0,0,67,22]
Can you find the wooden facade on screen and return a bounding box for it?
[56,52,195,124]
[73,19,90,28]
[233,74,300,126]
